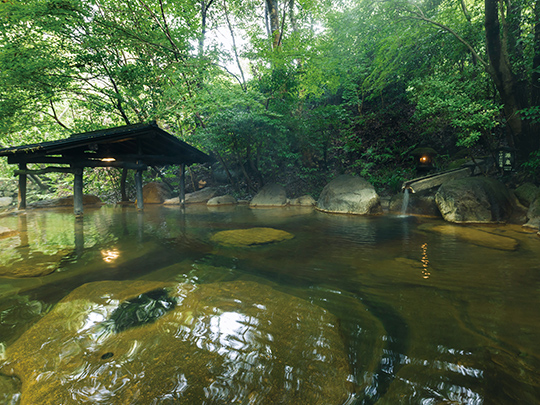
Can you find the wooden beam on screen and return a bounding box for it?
[73,167,84,216]
[14,167,74,176]
[12,162,147,176]
[81,161,147,170]
[18,163,27,210]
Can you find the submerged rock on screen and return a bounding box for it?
[0,280,351,405]
[426,224,518,251]
[316,174,382,215]
[435,177,515,223]
[0,226,17,239]
[0,374,20,404]
[211,227,294,247]
[250,183,288,207]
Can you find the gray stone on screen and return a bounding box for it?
[29,195,102,208]
[514,182,540,208]
[142,182,171,204]
[389,193,441,216]
[316,174,382,215]
[524,197,540,229]
[164,187,218,204]
[207,195,237,206]
[0,197,13,207]
[435,177,515,223]
[250,183,288,207]
[289,195,316,206]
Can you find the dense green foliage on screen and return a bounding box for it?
[1,0,539,200]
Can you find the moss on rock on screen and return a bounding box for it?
[211,227,294,247]
[0,280,351,405]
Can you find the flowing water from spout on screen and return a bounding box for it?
[401,188,410,215]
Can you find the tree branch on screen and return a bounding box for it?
[48,100,70,130]
[404,7,489,68]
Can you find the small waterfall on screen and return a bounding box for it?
[401,188,410,215]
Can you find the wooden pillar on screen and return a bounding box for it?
[135,169,144,211]
[74,217,84,258]
[179,163,186,206]
[73,167,84,216]
[18,163,27,210]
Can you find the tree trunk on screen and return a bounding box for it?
[484,0,539,158]
[265,0,280,48]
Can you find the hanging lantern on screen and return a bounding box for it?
[410,147,437,171]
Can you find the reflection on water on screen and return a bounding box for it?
[100,249,120,263]
[0,205,539,404]
[421,242,430,279]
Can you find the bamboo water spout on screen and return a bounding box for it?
[401,167,473,194]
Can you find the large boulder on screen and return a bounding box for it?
[0,280,352,405]
[316,174,382,215]
[142,182,171,204]
[289,195,316,206]
[0,197,13,207]
[435,177,515,223]
[514,182,540,207]
[29,195,102,208]
[207,194,237,206]
[389,192,441,217]
[524,197,540,229]
[163,187,218,205]
[250,183,288,207]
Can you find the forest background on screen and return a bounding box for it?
[1,0,539,202]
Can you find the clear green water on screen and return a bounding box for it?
[0,205,539,404]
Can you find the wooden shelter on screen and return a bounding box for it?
[0,122,214,215]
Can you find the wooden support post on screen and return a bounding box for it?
[74,217,84,258]
[180,163,186,207]
[135,169,144,211]
[73,167,84,216]
[18,163,27,210]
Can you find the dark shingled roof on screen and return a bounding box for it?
[0,122,213,166]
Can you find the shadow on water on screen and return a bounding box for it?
[355,297,410,404]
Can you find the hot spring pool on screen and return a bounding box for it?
[0,205,539,404]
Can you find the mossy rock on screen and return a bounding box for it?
[0,226,17,240]
[0,280,351,405]
[514,182,539,207]
[211,227,294,247]
[435,177,515,223]
[0,249,70,278]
